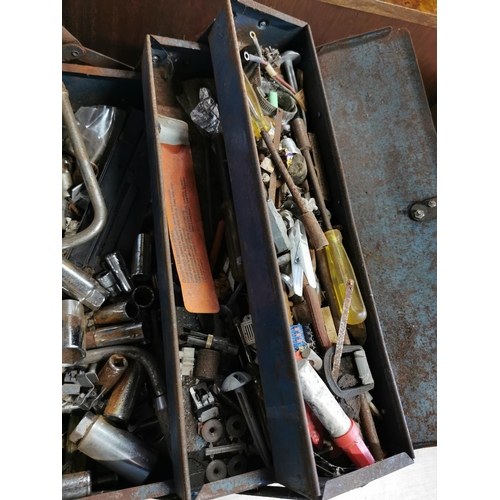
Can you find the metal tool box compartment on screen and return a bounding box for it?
[62,64,178,500]
[140,1,435,498]
[206,0,417,498]
[141,35,276,500]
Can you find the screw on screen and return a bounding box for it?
[258,19,268,28]
[427,200,437,208]
[152,55,159,63]
[414,209,425,220]
[222,372,271,467]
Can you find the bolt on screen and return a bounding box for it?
[152,55,159,63]
[222,372,271,467]
[427,200,437,208]
[258,19,268,28]
[414,209,425,220]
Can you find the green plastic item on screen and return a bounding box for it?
[268,91,278,108]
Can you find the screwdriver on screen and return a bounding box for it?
[291,117,366,325]
[244,72,366,325]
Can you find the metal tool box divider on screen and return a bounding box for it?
[207,0,414,498]
[142,35,276,500]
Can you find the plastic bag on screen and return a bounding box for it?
[63,106,116,164]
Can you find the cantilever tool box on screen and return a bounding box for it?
[142,0,436,500]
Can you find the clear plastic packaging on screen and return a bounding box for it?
[64,106,117,164]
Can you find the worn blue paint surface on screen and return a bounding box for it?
[318,28,437,447]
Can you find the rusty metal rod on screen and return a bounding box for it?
[291,118,332,231]
[261,130,327,251]
[359,392,385,462]
[62,82,107,249]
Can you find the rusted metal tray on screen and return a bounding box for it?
[141,35,276,500]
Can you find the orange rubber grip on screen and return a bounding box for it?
[160,142,219,313]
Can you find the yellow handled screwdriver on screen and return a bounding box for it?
[244,72,366,325]
[291,117,367,325]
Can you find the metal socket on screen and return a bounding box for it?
[62,258,109,311]
[62,300,86,367]
[104,360,144,428]
[94,300,139,326]
[62,471,92,500]
[132,285,155,309]
[69,412,159,485]
[104,252,134,294]
[96,270,121,298]
[130,233,152,283]
[97,354,128,393]
[86,322,144,349]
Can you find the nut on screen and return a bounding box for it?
[413,209,425,220]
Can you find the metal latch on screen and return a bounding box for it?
[410,197,437,222]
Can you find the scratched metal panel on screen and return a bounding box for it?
[317,28,437,447]
[209,1,320,499]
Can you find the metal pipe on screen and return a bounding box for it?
[86,322,144,349]
[130,233,152,283]
[62,471,92,500]
[69,412,158,484]
[62,300,86,367]
[62,158,73,232]
[62,258,109,311]
[93,300,139,326]
[104,360,145,427]
[62,82,107,249]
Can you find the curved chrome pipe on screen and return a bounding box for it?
[62,82,107,249]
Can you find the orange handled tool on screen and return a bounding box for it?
[158,115,219,313]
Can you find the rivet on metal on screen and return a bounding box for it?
[71,51,79,58]
[414,209,425,220]
[427,200,436,208]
